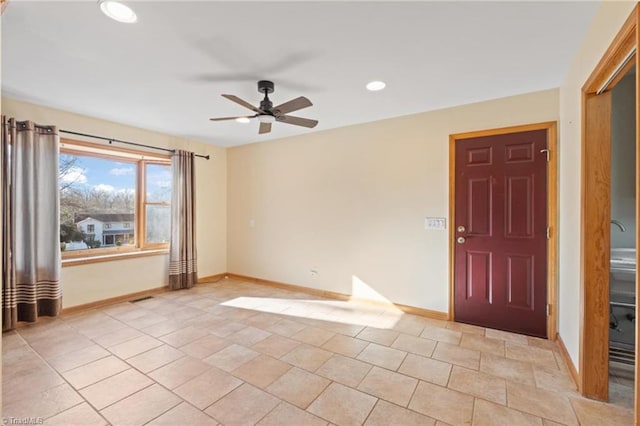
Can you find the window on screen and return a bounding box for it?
[59,140,171,258]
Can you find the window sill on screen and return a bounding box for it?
[62,249,169,267]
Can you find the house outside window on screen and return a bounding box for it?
[59,140,172,258]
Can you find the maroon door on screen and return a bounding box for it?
[454,129,548,338]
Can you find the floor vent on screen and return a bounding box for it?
[129,296,154,303]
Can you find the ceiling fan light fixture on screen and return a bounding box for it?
[257,115,276,124]
[235,117,251,123]
[99,0,137,23]
[366,80,386,91]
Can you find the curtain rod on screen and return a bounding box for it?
[59,129,211,160]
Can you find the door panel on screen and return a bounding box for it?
[454,129,548,337]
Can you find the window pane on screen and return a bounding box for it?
[146,164,172,203]
[146,205,171,244]
[59,153,136,251]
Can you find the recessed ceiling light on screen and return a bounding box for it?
[99,0,137,23]
[236,117,251,123]
[366,81,386,91]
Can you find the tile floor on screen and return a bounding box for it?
[2,278,634,425]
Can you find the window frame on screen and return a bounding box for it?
[139,160,173,249]
[59,139,171,261]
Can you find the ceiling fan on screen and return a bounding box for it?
[210,80,318,134]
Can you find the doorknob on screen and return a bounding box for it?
[457,225,466,233]
[457,237,466,244]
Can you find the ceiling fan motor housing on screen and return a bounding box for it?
[257,80,274,94]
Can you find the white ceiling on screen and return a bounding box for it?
[2,1,599,147]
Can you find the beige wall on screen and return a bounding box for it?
[227,89,559,313]
[558,1,637,369]
[1,97,228,308]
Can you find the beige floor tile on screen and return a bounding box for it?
[209,320,248,337]
[146,402,218,426]
[421,326,462,345]
[484,328,529,345]
[232,354,292,388]
[281,344,334,371]
[408,381,474,425]
[446,322,486,335]
[292,326,336,346]
[109,334,163,359]
[506,381,578,425]
[364,400,436,426]
[267,318,308,336]
[432,342,481,370]
[357,327,400,346]
[126,344,185,373]
[148,356,212,389]
[203,343,260,372]
[316,354,372,387]
[44,402,108,426]
[3,383,83,420]
[29,332,96,360]
[266,367,331,408]
[506,342,558,370]
[357,343,407,371]
[123,312,168,329]
[308,382,377,426]
[228,325,272,346]
[448,365,506,405]
[47,344,110,373]
[159,325,209,347]
[257,401,328,426]
[473,398,543,426]
[62,355,130,389]
[179,334,230,359]
[205,383,280,426]
[182,312,225,329]
[479,352,536,385]
[93,326,144,348]
[321,334,369,358]
[527,336,559,352]
[173,366,243,409]
[398,353,452,386]
[533,365,578,393]
[358,366,418,407]
[460,333,505,356]
[242,312,284,329]
[390,316,429,337]
[79,368,153,409]
[391,334,437,357]
[100,384,182,426]
[3,362,67,403]
[570,396,634,426]
[252,334,301,358]
[141,319,186,338]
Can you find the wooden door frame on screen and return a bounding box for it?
[580,4,638,405]
[448,121,559,340]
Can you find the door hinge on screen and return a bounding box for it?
[540,148,550,162]
[546,227,551,239]
[546,304,551,317]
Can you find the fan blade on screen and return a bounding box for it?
[259,122,272,134]
[278,115,318,128]
[273,96,313,115]
[209,115,254,121]
[222,94,264,113]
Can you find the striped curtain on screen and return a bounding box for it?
[168,149,198,290]
[2,117,62,330]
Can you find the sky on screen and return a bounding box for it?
[60,153,171,196]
